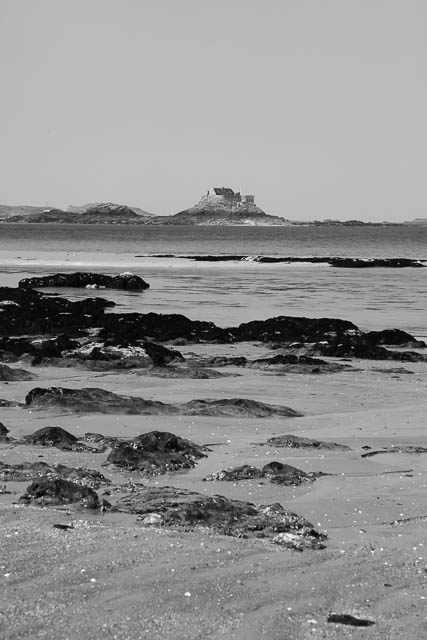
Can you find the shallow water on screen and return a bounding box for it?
[1,224,426,335]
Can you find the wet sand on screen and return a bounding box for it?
[1,351,427,638]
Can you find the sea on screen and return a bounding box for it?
[1,223,426,337]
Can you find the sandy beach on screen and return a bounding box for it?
[2,340,427,638]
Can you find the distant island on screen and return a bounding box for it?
[0,188,422,226]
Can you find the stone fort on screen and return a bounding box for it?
[205,187,255,206]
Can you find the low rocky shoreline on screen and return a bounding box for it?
[1,272,427,638]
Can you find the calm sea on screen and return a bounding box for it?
[1,224,426,336]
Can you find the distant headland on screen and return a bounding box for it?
[0,187,423,226]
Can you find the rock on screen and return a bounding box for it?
[22,426,78,450]
[0,398,23,407]
[25,387,302,418]
[0,334,80,362]
[19,272,149,291]
[113,485,326,547]
[106,431,208,474]
[260,434,351,451]
[19,478,100,508]
[182,398,301,418]
[361,445,427,458]
[0,363,38,381]
[204,465,264,482]
[0,422,9,437]
[329,257,422,269]
[314,337,427,362]
[327,613,375,626]
[205,462,318,486]
[248,353,348,374]
[262,461,316,485]
[0,287,113,337]
[62,340,184,370]
[99,312,232,344]
[272,531,325,551]
[194,356,248,367]
[365,328,426,348]
[0,461,108,488]
[229,316,360,344]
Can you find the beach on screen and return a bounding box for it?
[1,225,427,638]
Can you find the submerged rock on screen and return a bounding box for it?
[19,478,100,508]
[22,426,78,450]
[0,364,38,381]
[314,337,427,362]
[248,353,348,374]
[19,272,149,291]
[25,387,302,418]
[260,434,351,451]
[113,485,326,548]
[106,430,208,474]
[0,461,108,488]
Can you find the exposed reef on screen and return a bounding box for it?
[113,485,326,549]
[105,431,208,474]
[19,272,149,291]
[24,387,302,418]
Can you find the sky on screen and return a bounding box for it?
[0,0,426,221]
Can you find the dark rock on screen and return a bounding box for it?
[0,422,9,437]
[19,271,149,291]
[22,426,78,450]
[329,257,422,269]
[0,398,23,407]
[141,367,235,379]
[248,353,348,374]
[260,434,351,451]
[195,356,248,367]
[229,316,360,344]
[0,363,38,381]
[62,340,184,370]
[0,287,114,337]
[365,329,425,348]
[106,430,208,474]
[261,461,316,485]
[204,465,264,481]
[0,461,108,488]
[181,398,301,418]
[327,613,375,626]
[52,523,74,531]
[113,485,326,548]
[25,387,302,418]
[0,334,79,362]
[315,336,427,362]
[99,312,232,344]
[205,462,318,486]
[361,445,427,458]
[19,478,100,508]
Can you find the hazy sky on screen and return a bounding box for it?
[0,0,426,221]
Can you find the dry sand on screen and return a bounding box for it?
[1,350,427,639]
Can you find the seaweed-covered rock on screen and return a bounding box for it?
[19,272,149,291]
[19,478,100,508]
[260,434,351,451]
[0,287,114,337]
[181,398,301,418]
[63,340,184,369]
[249,353,348,374]
[204,465,264,482]
[204,461,318,486]
[365,329,426,349]
[262,461,316,485]
[0,363,38,381]
[315,337,427,362]
[114,485,326,548]
[229,316,360,344]
[0,461,108,488]
[106,431,208,474]
[0,334,80,362]
[25,387,302,418]
[22,426,78,450]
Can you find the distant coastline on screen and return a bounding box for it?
[0,192,423,227]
